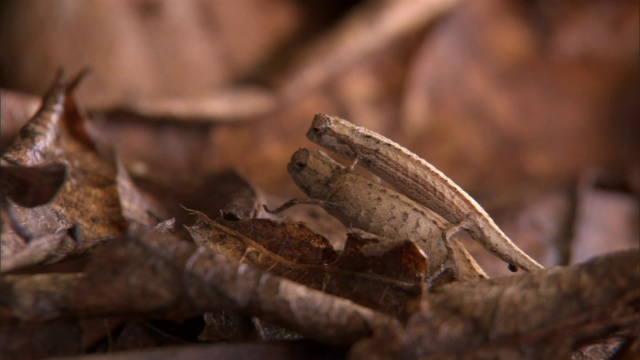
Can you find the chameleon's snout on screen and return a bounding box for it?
[307,114,331,139]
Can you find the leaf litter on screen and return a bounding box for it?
[1,2,638,355]
[1,69,638,360]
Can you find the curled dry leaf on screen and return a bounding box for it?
[0,231,77,273]
[1,224,397,345]
[0,162,67,246]
[123,169,262,229]
[185,209,427,319]
[195,170,263,219]
[349,250,639,359]
[0,163,66,208]
[0,89,41,152]
[1,71,127,265]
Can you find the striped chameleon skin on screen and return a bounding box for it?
[307,114,543,272]
[286,148,487,280]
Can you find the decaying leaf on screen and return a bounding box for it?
[0,318,84,359]
[349,250,639,359]
[1,71,127,264]
[0,1,636,356]
[0,163,66,208]
[0,230,77,273]
[185,209,428,319]
[1,224,397,345]
[198,310,254,342]
[0,272,84,321]
[0,162,67,244]
[0,89,42,152]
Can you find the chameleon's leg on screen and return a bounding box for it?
[443,217,474,240]
[346,154,360,172]
[346,154,383,184]
[445,217,519,273]
[264,198,334,214]
[442,220,490,280]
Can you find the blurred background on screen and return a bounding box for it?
[1,0,638,275]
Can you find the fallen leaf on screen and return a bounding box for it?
[1,71,127,261]
[0,231,77,273]
[0,89,41,152]
[0,162,67,247]
[0,0,302,110]
[401,0,639,194]
[198,310,254,342]
[349,250,639,359]
[1,224,397,345]
[0,163,66,208]
[185,210,427,319]
[0,318,83,359]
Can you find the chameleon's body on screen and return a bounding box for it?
[288,148,487,279]
[307,114,543,272]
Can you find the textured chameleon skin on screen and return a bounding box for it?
[307,114,543,272]
[288,148,486,279]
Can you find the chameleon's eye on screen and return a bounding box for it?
[294,161,306,170]
[311,126,321,133]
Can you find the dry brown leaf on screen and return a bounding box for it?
[1,224,397,345]
[0,2,636,358]
[349,250,639,359]
[0,231,77,273]
[0,162,67,244]
[0,0,302,110]
[198,310,254,342]
[0,163,66,208]
[110,169,264,247]
[185,210,427,319]
[1,71,127,266]
[401,0,639,193]
[0,318,83,359]
[0,89,41,152]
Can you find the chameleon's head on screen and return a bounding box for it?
[307,113,333,139]
[307,114,357,159]
[288,148,341,200]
